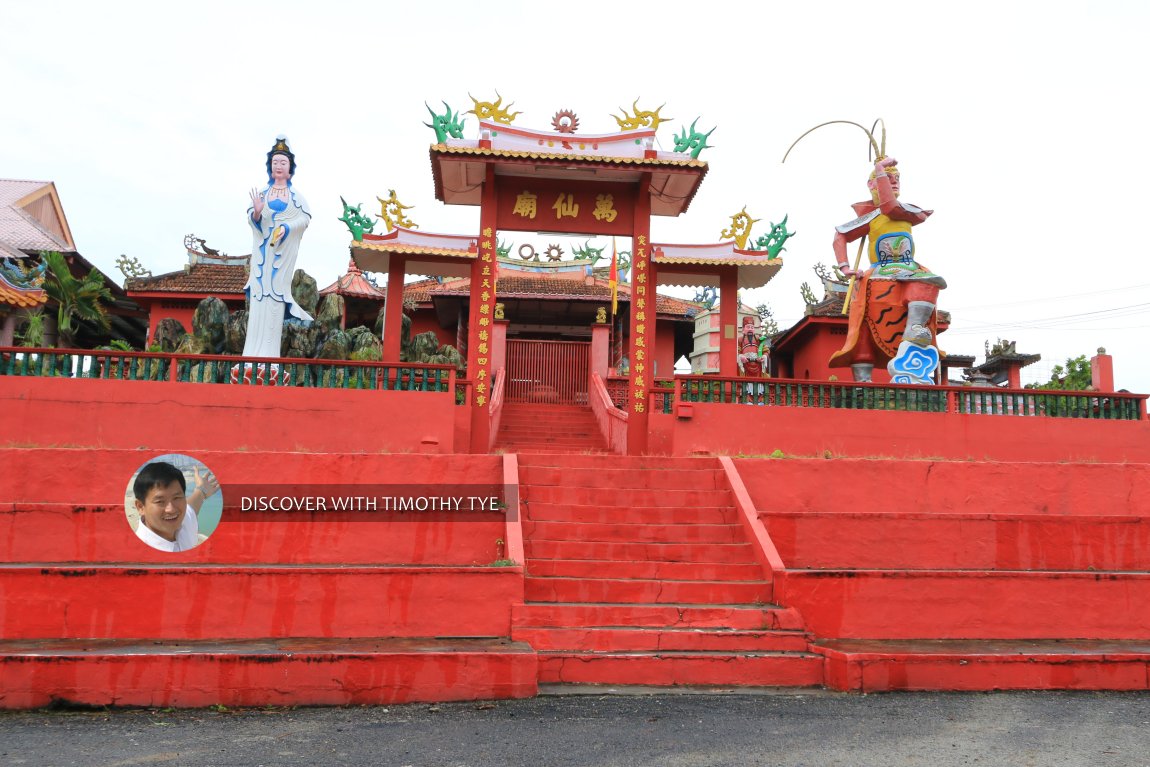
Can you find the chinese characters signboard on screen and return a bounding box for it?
[497,179,636,237]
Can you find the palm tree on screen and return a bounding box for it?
[40,251,112,348]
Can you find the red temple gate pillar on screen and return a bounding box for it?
[382,254,406,362]
[719,266,738,377]
[468,167,499,453]
[627,177,653,454]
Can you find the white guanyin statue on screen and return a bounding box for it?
[243,135,313,358]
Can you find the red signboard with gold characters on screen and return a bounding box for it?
[629,233,652,415]
[496,178,635,237]
[472,226,498,409]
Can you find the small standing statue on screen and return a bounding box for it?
[737,316,769,378]
[243,135,313,358]
[784,120,946,384]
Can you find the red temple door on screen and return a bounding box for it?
[506,339,590,405]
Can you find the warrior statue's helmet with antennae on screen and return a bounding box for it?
[783,118,888,170]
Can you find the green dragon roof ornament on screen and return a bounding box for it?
[424,101,467,144]
[572,240,606,264]
[672,118,715,160]
[339,197,376,242]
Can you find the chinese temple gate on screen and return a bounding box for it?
[349,99,784,453]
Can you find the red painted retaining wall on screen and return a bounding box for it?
[735,458,1150,517]
[0,504,507,566]
[1,450,507,565]
[666,404,1150,461]
[762,512,1150,571]
[0,566,521,639]
[777,570,1150,640]
[1,377,459,453]
[2,449,502,501]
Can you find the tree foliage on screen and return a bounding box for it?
[1026,354,1094,391]
[39,251,112,347]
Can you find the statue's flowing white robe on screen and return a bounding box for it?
[242,186,312,358]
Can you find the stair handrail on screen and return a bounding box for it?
[501,453,525,568]
[590,372,628,454]
[718,456,786,603]
[488,367,506,452]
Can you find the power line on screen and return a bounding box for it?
[946,283,1150,311]
[945,325,1150,335]
[952,302,1149,331]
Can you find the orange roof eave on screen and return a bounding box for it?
[430,143,707,169]
[351,241,476,260]
[0,284,48,308]
[654,256,785,267]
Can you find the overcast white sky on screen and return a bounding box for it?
[3,1,1147,390]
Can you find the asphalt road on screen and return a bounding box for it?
[2,690,1148,767]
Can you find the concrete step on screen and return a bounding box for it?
[517,455,720,471]
[520,466,727,490]
[0,564,519,640]
[536,650,823,687]
[526,558,765,581]
[527,521,746,545]
[524,486,733,507]
[502,448,611,456]
[524,576,772,604]
[498,430,603,441]
[496,436,607,450]
[498,414,601,425]
[0,637,538,708]
[525,503,739,525]
[813,638,1150,692]
[513,602,801,630]
[513,626,810,653]
[525,540,757,563]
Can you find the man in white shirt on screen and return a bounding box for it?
[132,461,219,552]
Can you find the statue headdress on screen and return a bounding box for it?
[782,118,886,165]
[265,134,297,183]
[782,119,893,201]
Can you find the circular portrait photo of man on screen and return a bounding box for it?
[124,454,222,552]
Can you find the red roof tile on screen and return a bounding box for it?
[125,264,247,295]
[320,262,386,299]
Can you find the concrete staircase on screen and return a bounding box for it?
[495,403,608,454]
[511,454,821,687]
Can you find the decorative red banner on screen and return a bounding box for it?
[472,225,498,409]
[629,234,651,414]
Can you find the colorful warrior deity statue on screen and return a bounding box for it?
[785,120,946,384]
[244,135,313,358]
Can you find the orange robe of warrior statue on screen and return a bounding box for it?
[830,157,946,384]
